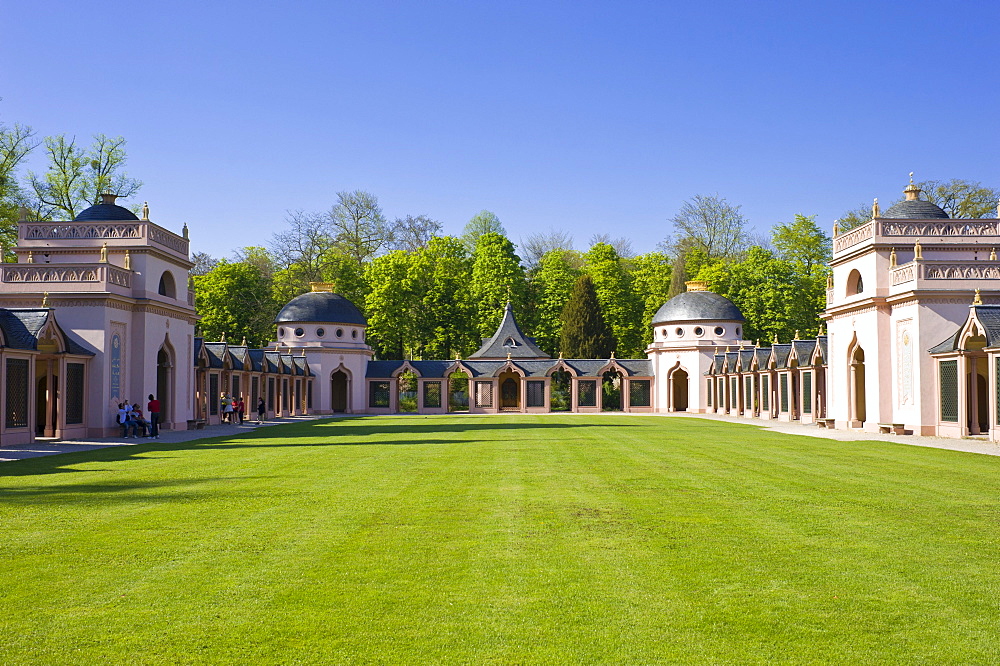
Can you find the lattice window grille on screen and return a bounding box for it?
[761,376,770,411]
[423,381,442,408]
[730,378,738,409]
[780,374,789,413]
[803,372,813,414]
[578,380,597,407]
[209,374,219,415]
[267,378,275,410]
[66,363,85,424]
[5,358,29,428]
[707,380,713,407]
[939,360,958,423]
[744,376,753,410]
[475,381,493,408]
[527,380,546,407]
[629,380,651,407]
[370,381,391,408]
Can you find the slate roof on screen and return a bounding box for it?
[193,337,204,366]
[248,349,265,372]
[227,345,247,371]
[652,290,744,324]
[881,199,949,220]
[365,357,652,378]
[204,342,228,369]
[0,309,93,355]
[930,305,1000,353]
[754,347,771,368]
[713,355,725,374]
[74,203,140,221]
[792,340,817,366]
[293,356,311,376]
[816,336,828,362]
[771,343,792,369]
[264,352,280,373]
[468,303,549,359]
[738,348,755,369]
[275,291,367,325]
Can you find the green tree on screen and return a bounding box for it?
[461,210,505,252]
[409,236,477,358]
[697,246,823,344]
[470,232,526,340]
[772,214,831,275]
[560,275,614,358]
[330,190,392,263]
[530,249,581,355]
[0,121,36,259]
[629,251,673,347]
[193,259,277,346]
[669,194,750,261]
[364,250,415,360]
[919,179,1000,219]
[583,243,643,356]
[28,134,142,219]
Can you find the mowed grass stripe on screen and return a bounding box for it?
[1,415,999,664]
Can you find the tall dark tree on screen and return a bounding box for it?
[559,275,614,358]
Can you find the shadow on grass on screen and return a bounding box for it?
[0,415,649,479]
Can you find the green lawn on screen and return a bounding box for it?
[2,415,999,664]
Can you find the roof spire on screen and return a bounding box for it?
[973,289,983,306]
[141,201,149,220]
[221,331,226,342]
[872,197,880,220]
[241,336,247,346]
[914,239,923,260]
[773,332,779,344]
[889,247,897,267]
[42,292,49,308]
[903,172,922,201]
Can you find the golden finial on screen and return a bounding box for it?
[818,324,825,336]
[973,289,983,306]
[793,330,800,340]
[610,350,615,359]
[832,221,839,238]
[872,198,880,220]
[241,336,247,346]
[773,332,779,344]
[755,339,759,347]
[41,292,49,308]
[826,274,833,289]
[221,331,226,342]
[914,239,923,260]
[99,242,108,263]
[889,247,897,267]
[904,172,922,201]
[992,248,997,261]
[506,350,511,360]
[123,250,131,270]
[558,351,563,359]
[141,201,149,220]
[725,346,731,353]
[26,251,33,264]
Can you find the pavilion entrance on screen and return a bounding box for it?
[499,371,520,411]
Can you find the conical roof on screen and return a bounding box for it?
[468,302,549,359]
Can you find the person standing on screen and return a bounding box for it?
[147,394,161,439]
[256,397,266,424]
[117,403,128,437]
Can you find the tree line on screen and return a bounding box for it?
[3,117,997,358]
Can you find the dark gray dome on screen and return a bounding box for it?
[275,291,367,325]
[652,290,744,324]
[74,203,140,221]
[881,199,948,220]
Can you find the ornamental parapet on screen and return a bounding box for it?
[0,263,132,289]
[19,220,189,257]
[834,219,1000,256]
[887,260,1000,286]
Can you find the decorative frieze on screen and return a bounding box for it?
[148,225,189,253]
[24,223,141,240]
[881,220,1000,237]
[1,263,131,288]
[923,263,1000,280]
[833,221,874,253]
[890,262,917,285]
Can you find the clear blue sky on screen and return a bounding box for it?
[3,0,998,259]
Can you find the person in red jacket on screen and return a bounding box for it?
[147,394,161,439]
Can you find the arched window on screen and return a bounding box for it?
[847,269,863,296]
[158,271,177,298]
